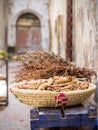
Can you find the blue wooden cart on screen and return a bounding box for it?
[30,105,97,130]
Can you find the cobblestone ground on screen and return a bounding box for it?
[0,61,31,130]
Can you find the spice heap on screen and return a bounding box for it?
[14,50,96,82]
[15,76,89,92]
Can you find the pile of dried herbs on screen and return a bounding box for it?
[13,50,96,82]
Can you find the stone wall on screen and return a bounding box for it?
[0,0,7,50]
[7,0,50,51]
[0,0,98,77]
[95,0,98,77]
[49,0,67,58]
[73,0,98,76]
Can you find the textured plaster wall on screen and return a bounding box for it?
[7,0,50,50]
[73,0,98,75]
[95,0,98,76]
[0,0,6,50]
[49,0,67,58]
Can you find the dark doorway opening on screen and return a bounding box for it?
[16,13,41,53]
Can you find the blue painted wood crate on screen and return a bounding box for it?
[30,105,97,130]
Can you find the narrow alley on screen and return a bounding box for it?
[0,61,31,130]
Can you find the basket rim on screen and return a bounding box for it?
[10,83,96,94]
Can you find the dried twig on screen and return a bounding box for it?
[13,50,96,82]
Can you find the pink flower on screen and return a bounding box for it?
[59,93,65,97]
[24,82,28,85]
[55,93,68,107]
[9,87,12,92]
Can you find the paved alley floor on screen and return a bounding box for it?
[0,61,32,130]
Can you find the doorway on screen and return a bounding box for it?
[16,13,41,53]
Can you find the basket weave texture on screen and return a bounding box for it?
[10,83,96,107]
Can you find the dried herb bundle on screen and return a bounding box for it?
[14,50,96,82]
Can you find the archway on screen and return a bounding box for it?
[16,13,41,53]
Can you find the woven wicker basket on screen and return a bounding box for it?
[10,83,96,107]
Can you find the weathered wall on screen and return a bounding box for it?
[73,0,98,76]
[49,0,67,58]
[7,0,50,50]
[95,0,98,66]
[0,0,7,50]
[0,0,98,77]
